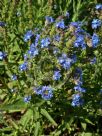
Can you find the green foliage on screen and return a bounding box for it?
[0,0,102,135]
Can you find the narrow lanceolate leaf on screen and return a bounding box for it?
[0,100,27,112]
[41,109,57,126]
[20,109,33,128]
[81,122,87,130]
[8,119,18,130]
[34,122,40,136]
[85,118,95,125]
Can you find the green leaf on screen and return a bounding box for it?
[82,132,93,136]
[34,122,40,136]
[81,122,87,130]
[9,119,18,130]
[0,99,27,112]
[85,119,95,125]
[20,109,33,128]
[0,127,13,132]
[41,109,57,126]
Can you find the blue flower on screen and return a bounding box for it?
[58,54,72,70]
[74,75,83,86]
[56,20,65,29]
[41,86,53,100]
[0,21,6,27]
[24,96,31,103]
[99,89,102,94]
[24,54,28,61]
[70,21,82,28]
[19,62,28,71]
[53,47,59,54]
[53,70,61,80]
[71,94,84,107]
[53,4,57,9]
[40,37,50,48]
[75,68,82,75]
[71,55,77,63]
[74,85,86,93]
[0,51,4,60]
[62,59,72,70]
[30,43,36,48]
[65,11,69,18]
[34,87,42,95]
[35,34,40,46]
[11,75,17,80]
[16,11,21,16]
[75,27,85,35]
[92,33,100,48]
[28,48,38,57]
[74,68,83,85]
[95,4,102,10]
[92,19,101,29]
[74,35,86,49]
[10,89,16,92]
[53,35,60,42]
[90,57,96,64]
[45,16,54,24]
[0,51,6,60]
[24,30,33,42]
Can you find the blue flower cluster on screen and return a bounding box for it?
[72,20,100,49]
[17,7,101,106]
[34,86,53,100]
[19,33,40,71]
[72,68,86,106]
